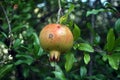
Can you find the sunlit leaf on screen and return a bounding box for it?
[67,4,75,15]
[108,54,119,70]
[73,24,81,40]
[84,52,90,64]
[102,54,108,61]
[78,43,94,52]
[60,15,68,24]
[104,28,115,51]
[65,52,76,72]
[60,4,74,24]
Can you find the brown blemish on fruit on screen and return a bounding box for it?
[49,34,53,39]
[57,26,60,28]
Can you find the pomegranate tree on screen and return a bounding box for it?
[39,24,73,61]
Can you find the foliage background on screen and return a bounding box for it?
[0,0,120,80]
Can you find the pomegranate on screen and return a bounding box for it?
[39,24,73,61]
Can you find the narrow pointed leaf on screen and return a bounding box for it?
[53,64,66,80]
[73,24,81,40]
[115,18,120,33]
[104,28,115,51]
[0,64,13,79]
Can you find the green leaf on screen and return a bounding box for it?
[23,68,29,78]
[15,59,33,65]
[60,4,74,24]
[32,32,42,56]
[80,66,87,78]
[73,24,81,40]
[33,33,40,45]
[0,42,7,47]
[16,54,33,59]
[87,23,94,34]
[0,32,7,38]
[115,18,120,33]
[104,28,115,51]
[37,47,43,56]
[53,64,66,80]
[53,72,66,80]
[67,4,75,15]
[45,77,53,80]
[108,54,120,70]
[104,2,118,13]
[84,52,90,64]
[65,52,76,72]
[94,33,101,45]
[114,47,120,52]
[115,37,120,47]
[78,43,94,52]
[60,15,68,24]
[102,54,108,61]
[0,64,13,79]
[31,67,40,73]
[73,43,78,50]
[13,39,21,49]
[15,54,34,65]
[12,24,26,32]
[86,9,105,17]
[22,6,31,13]
[26,13,32,19]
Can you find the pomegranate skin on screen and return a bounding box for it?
[39,24,73,61]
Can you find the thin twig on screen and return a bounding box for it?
[57,0,62,23]
[0,3,12,35]
[70,68,80,73]
[0,3,13,50]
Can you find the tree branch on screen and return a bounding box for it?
[0,3,12,35]
[57,0,62,23]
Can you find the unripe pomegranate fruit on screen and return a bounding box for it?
[39,24,73,61]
